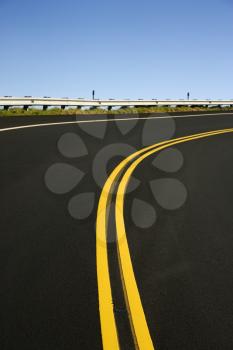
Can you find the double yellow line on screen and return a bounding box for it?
[96,128,233,350]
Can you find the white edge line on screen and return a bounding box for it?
[0,112,233,133]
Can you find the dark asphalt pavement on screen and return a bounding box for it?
[0,112,233,350]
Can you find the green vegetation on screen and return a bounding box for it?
[0,106,233,117]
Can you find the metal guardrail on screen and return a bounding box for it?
[0,97,233,109]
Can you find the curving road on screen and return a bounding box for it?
[0,112,233,350]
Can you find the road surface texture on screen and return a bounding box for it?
[0,112,233,350]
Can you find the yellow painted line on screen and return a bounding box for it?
[115,128,233,349]
[96,128,233,350]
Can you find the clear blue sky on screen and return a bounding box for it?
[0,0,232,99]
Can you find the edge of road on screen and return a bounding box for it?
[0,111,233,131]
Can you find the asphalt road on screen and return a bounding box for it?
[0,112,233,350]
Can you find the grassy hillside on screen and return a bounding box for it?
[0,106,233,117]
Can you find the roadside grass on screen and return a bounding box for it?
[0,106,233,117]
